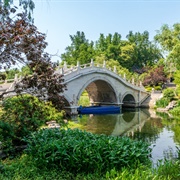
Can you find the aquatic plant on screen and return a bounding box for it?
[25,128,151,173]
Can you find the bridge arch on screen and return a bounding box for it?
[56,62,150,114]
[122,91,136,107]
[77,76,119,105]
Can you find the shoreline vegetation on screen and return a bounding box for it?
[0,129,179,180]
[0,87,180,179]
[0,1,180,179]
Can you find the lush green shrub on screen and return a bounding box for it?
[0,95,64,153]
[169,100,180,116]
[154,85,162,91]
[176,100,180,106]
[145,85,163,92]
[25,128,151,173]
[170,106,180,116]
[156,98,170,108]
[145,86,153,92]
[163,88,175,101]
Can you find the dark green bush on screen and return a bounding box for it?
[0,95,64,153]
[25,128,152,173]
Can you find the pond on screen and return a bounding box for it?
[71,108,180,166]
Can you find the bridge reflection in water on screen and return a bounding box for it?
[75,109,180,165]
[77,108,150,136]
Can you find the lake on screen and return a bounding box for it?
[71,108,180,166]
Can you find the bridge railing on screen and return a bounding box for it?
[57,60,116,74]
[57,60,144,88]
[1,60,143,90]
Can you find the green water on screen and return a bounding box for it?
[73,108,180,165]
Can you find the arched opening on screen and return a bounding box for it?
[78,80,117,106]
[122,94,136,107]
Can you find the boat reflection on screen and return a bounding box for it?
[77,108,151,136]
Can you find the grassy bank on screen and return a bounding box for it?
[0,128,180,180]
[0,155,180,180]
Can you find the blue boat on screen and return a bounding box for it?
[77,105,120,114]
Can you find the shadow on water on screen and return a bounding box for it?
[73,108,180,165]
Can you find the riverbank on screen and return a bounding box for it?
[148,91,163,108]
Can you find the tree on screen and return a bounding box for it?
[155,23,180,69]
[61,31,95,65]
[0,4,66,109]
[95,32,121,61]
[143,66,167,87]
[118,40,135,70]
[126,31,162,69]
[174,70,180,96]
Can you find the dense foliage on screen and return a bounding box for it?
[25,128,151,173]
[0,1,180,179]
[0,155,179,180]
[61,31,162,72]
[0,95,64,154]
[155,88,176,108]
[61,31,94,65]
[143,66,167,86]
[0,4,66,109]
[174,70,180,97]
[155,23,180,69]
[170,100,180,116]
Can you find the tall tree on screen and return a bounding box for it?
[0,4,66,109]
[95,32,121,61]
[61,31,94,65]
[118,40,135,70]
[126,31,162,69]
[155,23,180,69]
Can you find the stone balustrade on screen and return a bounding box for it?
[57,60,142,88]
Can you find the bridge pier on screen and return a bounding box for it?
[63,106,79,116]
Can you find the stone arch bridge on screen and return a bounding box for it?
[56,61,150,115]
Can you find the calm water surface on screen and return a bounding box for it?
[72,108,180,165]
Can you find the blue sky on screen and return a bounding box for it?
[31,0,180,62]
